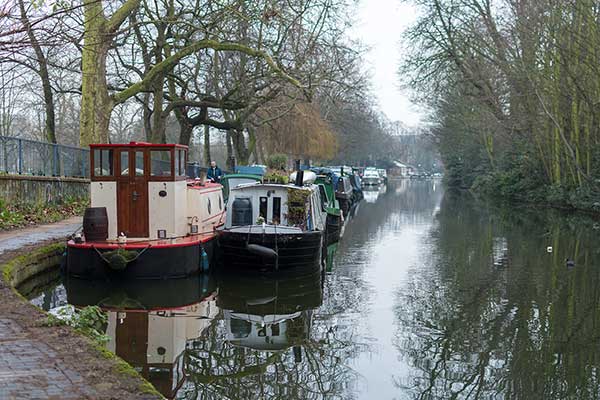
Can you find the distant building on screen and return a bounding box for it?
[390,161,414,177]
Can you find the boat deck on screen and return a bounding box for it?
[68,231,217,249]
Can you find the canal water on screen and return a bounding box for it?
[30,180,600,399]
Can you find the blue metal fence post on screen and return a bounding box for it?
[17,139,23,174]
[53,144,59,176]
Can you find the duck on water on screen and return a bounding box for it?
[217,170,328,273]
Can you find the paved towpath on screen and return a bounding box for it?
[0,218,162,399]
[0,216,81,254]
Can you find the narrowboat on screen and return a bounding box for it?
[362,167,381,186]
[216,170,327,272]
[221,173,262,203]
[335,176,354,217]
[349,171,364,202]
[314,172,343,244]
[66,142,225,279]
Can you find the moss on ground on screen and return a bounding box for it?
[92,342,164,397]
[0,243,165,399]
[1,242,65,287]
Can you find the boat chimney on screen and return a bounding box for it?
[294,159,303,186]
[295,170,304,186]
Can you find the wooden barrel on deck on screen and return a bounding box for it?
[83,207,108,241]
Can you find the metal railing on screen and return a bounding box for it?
[0,136,89,178]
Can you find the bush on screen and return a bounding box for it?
[266,154,288,170]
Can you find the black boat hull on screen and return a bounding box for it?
[336,194,351,217]
[64,274,216,309]
[326,213,342,245]
[66,239,216,279]
[217,230,324,272]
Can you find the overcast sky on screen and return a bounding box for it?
[352,0,425,127]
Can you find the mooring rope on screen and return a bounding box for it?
[92,244,151,267]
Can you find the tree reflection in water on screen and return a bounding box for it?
[394,190,600,400]
[176,271,365,399]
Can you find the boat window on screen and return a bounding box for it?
[135,151,144,176]
[93,149,113,176]
[177,150,186,176]
[271,323,280,336]
[174,150,180,177]
[218,194,222,210]
[272,197,281,224]
[207,198,212,214]
[151,150,172,177]
[120,151,129,176]
[259,197,268,220]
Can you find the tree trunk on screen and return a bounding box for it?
[177,112,194,146]
[226,131,234,169]
[203,125,211,164]
[80,0,141,146]
[143,93,152,141]
[80,2,113,146]
[232,129,250,165]
[18,0,56,143]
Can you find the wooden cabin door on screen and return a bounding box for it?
[117,149,149,237]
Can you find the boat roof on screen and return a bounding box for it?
[186,180,223,191]
[234,165,267,175]
[90,141,188,149]
[231,181,314,192]
[222,173,263,181]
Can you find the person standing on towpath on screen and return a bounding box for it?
[207,160,223,183]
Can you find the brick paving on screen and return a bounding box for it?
[0,219,163,400]
[0,318,97,399]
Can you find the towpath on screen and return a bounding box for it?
[0,218,162,399]
[0,216,81,255]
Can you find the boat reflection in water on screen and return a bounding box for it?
[362,184,387,204]
[217,270,323,353]
[64,275,218,399]
[62,269,323,399]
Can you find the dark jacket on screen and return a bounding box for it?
[207,166,223,182]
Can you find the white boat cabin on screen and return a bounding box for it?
[90,142,224,240]
[224,183,326,232]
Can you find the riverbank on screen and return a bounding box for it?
[0,198,87,231]
[0,227,163,399]
[448,172,600,217]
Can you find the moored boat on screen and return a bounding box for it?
[217,171,327,273]
[314,171,343,244]
[362,167,381,186]
[221,173,262,203]
[335,176,354,217]
[66,142,225,279]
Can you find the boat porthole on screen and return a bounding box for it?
[207,199,212,214]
